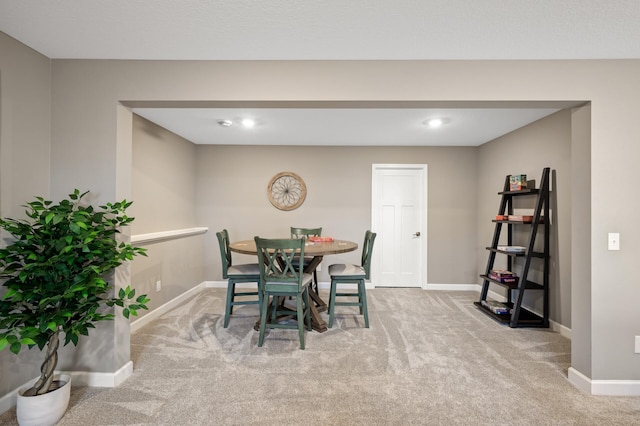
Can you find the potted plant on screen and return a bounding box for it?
[0,190,149,425]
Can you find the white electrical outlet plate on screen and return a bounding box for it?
[608,233,620,251]
[635,336,640,354]
[156,280,162,292]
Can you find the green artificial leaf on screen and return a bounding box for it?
[122,308,130,319]
[10,342,21,355]
[2,289,16,300]
[0,338,8,352]
[136,295,149,304]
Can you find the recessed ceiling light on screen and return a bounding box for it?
[217,119,232,127]
[423,117,450,128]
[427,118,443,128]
[241,118,255,128]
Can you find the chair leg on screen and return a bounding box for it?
[297,293,305,350]
[359,280,369,328]
[257,280,263,319]
[258,293,270,347]
[271,296,278,323]
[304,287,312,331]
[328,278,337,328]
[224,281,235,328]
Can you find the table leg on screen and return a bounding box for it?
[304,255,323,295]
[253,293,329,333]
[304,256,328,331]
[307,295,327,332]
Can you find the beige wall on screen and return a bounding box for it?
[131,115,199,233]
[131,115,205,316]
[0,33,52,399]
[0,33,51,216]
[477,109,573,326]
[196,145,477,284]
[571,105,592,376]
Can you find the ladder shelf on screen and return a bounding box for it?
[475,167,550,328]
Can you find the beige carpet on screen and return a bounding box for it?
[1,288,638,425]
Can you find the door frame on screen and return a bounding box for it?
[371,163,428,289]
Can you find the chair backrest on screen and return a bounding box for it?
[254,237,307,291]
[361,230,377,279]
[290,227,322,239]
[216,229,232,279]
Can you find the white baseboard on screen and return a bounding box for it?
[130,282,206,333]
[68,361,133,387]
[424,283,479,291]
[549,319,571,339]
[568,367,592,394]
[568,367,640,396]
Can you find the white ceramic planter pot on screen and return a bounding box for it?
[16,374,71,426]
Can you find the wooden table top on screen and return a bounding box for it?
[229,239,358,256]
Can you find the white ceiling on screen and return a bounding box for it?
[3,1,638,146]
[133,107,562,146]
[3,1,640,60]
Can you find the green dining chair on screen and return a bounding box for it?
[290,227,322,294]
[255,236,312,350]
[216,229,262,328]
[327,230,377,328]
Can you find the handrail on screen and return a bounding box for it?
[131,227,208,246]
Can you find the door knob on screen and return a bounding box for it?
[413,232,421,237]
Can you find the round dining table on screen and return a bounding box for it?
[229,238,358,332]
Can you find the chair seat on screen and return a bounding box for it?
[329,263,365,278]
[265,273,313,289]
[228,263,261,276]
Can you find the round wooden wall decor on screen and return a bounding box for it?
[267,171,307,211]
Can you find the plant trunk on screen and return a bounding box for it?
[23,329,60,396]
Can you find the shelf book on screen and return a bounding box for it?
[497,245,526,253]
[488,270,518,283]
[481,300,511,315]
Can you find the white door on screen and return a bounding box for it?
[371,164,427,288]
